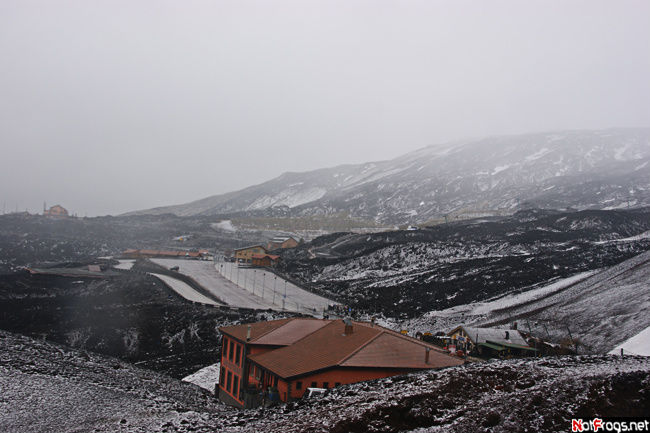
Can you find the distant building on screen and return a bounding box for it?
[121,249,209,260]
[44,204,69,218]
[218,318,464,408]
[266,236,299,251]
[251,253,280,267]
[233,245,267,263]
[448,325,536,358]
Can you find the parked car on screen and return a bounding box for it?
[303,387,326,399]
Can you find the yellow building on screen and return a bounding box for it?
[234,245,267,263]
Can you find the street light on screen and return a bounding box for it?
[272,276,276,304]
[262,272,266,300]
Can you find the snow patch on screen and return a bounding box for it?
[492,164,511,175]
[182,363,221,393]
[114,260,135,270]
[212,220,236,232]
[609,326,650,356]
[525,147,550,162]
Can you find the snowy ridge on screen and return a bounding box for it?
[126,128,650,224]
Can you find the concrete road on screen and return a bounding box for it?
[217,261,336,314]
[151,258,336,314]
[149,273,220,306]
[151,259,276,310]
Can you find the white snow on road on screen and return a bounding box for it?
[595,230,650,244]
[151,259,335,314]
[217,261,336,314]
[152,259,277,310]
[423,271,597,319]
[149,273,220,306]
[114,259,135,270]
[609,326,650,356]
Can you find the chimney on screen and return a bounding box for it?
[425,347,430,364]
[511,322,518,330]
[246,325,251,342]
[505,331,510,340]
[371,317,375,328]
[343,319,353,336]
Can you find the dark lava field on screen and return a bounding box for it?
[0,212,263,274]
[0,213,289,378]
[0,269,279,378]
[277,207,650,317]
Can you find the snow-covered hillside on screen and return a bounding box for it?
[278,207,650,318]
[407,250,650,355]
[128,128,650,224]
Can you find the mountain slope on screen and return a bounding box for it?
[276,207,650,317]
[129,128,650,224]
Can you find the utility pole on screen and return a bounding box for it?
[566,326,578,352]
[542,323,551,340]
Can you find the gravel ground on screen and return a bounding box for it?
[2,330,648,433]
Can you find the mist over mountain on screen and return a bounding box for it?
[128,129,650,224]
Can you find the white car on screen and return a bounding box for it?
[304,387,326,399]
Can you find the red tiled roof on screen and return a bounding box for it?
[234,245,266,252]
[219,318,329,346]
[220,319,293,343]
[341,332,461,369]
[247,320,463,379]
[251,253,280,260]
[253,319,329,345]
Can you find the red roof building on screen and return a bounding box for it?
[44,204,69,218]
[218,318,464,408]
[251,253,280,267]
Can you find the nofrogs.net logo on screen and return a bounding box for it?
[571,418,650,433]
[572,419,603,432]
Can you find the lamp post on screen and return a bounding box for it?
[283,279,288,310]
[273,276,277,304]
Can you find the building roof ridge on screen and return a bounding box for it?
[359,321,450,353]
[336,330,384,365]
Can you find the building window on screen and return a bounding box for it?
[296,381,302,390]
[227,371,232,392]
[233,375,239,397]
[236,345,241,365]
[311,381,317,388]
[229,341,234,362]
[323,382,329,388]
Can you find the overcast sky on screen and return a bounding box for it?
[1,0,649,216]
